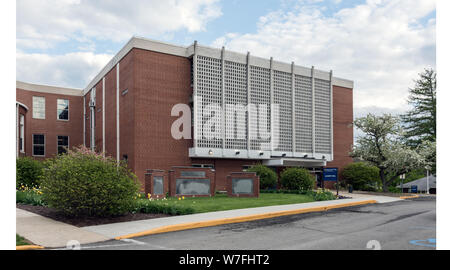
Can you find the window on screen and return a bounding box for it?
[57,99,69,120]
[19,115,24,152]
[32,134,45,156]
[32,96,45,119]
[191,164,214,168]
[57,135,69,154]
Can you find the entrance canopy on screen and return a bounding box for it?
[263,158,326,167]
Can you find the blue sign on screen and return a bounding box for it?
[411,185,418,193]
[323,168,338,181]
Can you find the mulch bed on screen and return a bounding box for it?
[16,203,170,227]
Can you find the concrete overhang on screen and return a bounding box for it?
[263,158,326,167]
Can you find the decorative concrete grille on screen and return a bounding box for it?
[295,75,313,153]
[194,52,333,159]
[273,70,292,152]
[224,60,248,149]
[196,55,222,148]
[249,66,271,151]
[314,78,332,154]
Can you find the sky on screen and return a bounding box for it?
[16,0,436,119]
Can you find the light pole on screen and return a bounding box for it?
[400,173,405,193]
[426,167,430,195]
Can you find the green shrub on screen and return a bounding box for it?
[134,199,195,215]
[16,189,45,206]
[388,186,402,193]
[40,146,140,217]
[310,189,336,201]
[280,168,315,191]
[247,164,277,190]
[341,162,380,191]
[16,157,44,189]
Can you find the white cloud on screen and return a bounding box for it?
[16,0,222,88]
[16,51,113,89]
[16,0,222,49]
[212,0,436,116]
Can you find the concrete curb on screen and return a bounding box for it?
[16,245,44,250]
[115,199,377,240]
[399,194,420,199]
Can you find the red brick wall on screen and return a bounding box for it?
[104,65,117,159]
[324,85,354,189]
[16,89,83,159]
[119,51,136,173]
[133,48,193,186]
[94,79,103,154]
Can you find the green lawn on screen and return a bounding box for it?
[16,234,29,246]
[146,193,316,214]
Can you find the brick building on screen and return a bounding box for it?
[16,37,354,190]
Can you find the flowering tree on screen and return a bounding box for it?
[417,140,436,173]
[350,114,425,192]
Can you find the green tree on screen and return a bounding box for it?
[401,68,436,147]
[350,114,424,192]
[341,162,380,191]
[418,140,436,174]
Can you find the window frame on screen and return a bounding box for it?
[32,134,45,157]
[32,96,45,119]
[57,135,69,155]
[57,99,69,121]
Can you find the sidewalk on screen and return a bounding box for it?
[16,208,110,248]
[17,192,403,248]
[338,191,405,203]
[82,193,402,240]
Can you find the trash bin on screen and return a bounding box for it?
[348,184,353,193]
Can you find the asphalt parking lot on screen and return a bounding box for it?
[71,196,435,250]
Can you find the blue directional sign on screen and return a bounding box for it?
[411,185,418,193]
[323,168,338,181]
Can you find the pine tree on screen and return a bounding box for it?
[401,68,436,147]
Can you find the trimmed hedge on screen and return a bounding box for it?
[247,164,277,189]
[16,157,44,189]
[280,168,315,191]
[134,199,195,215]
[40,146,140,217]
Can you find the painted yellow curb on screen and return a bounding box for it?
[16,245,44,250]
[115,199,377,240]
[399,194,420,199]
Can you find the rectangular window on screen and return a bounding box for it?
[32,134,45,156]
[19,114,24,152]
[57,135,69,154]
[32,96,45,119]
[57,99,69,120]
